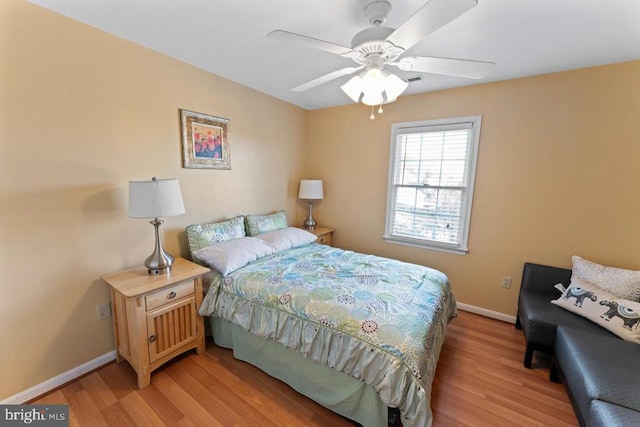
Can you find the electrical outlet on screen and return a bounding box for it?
[97,302,112,321]
[501,276,512,289]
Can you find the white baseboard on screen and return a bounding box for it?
[456,302,517,324]
[1,351,116,405]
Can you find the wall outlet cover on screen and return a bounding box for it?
[97,302,112,321]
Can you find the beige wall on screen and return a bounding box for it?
[0,1,307,399]
[308,60,640,317]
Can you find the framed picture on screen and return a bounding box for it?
[180,109,230,169]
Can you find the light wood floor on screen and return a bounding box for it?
[32,310,577,426]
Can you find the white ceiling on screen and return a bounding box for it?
[27,0,640,110]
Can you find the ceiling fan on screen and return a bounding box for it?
[268,0,494,110]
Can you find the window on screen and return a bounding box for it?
[384,116,482,255]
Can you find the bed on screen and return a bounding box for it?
[188,218,456,427]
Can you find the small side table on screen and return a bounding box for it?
[102,257,210,388]
[304,226,335,246]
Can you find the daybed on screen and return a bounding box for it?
[516,258,640,426]
[187,213,457,427]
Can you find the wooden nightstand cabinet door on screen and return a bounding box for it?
[146,296,197,363]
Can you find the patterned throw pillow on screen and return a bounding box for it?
[185,216,246,253]
[552,277,640,343]
[572,255,640,302]
[245,210,288,236]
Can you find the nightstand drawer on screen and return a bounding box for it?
[316,234,332,246]
[299,226,334,247]
[145,280,194,311]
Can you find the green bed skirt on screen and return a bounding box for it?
[209,317,389,427]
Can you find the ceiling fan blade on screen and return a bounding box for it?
[397,56,494,79]
[291,66,363,92]
[386,0,477,51]
[268,30,352,56]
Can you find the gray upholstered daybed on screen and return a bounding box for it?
[516,258,640,426]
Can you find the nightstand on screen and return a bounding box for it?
[305,226,335,246]
[102,257,210,389]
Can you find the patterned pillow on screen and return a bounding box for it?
[572,255,640,302]
[185,216,246,253]
[552,277,640,343]
[245,210,288,236]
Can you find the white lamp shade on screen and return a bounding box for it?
[340,75,363,103]
[129,178,186,218]
[384,72,409,101]
[362,68,386,93]
[362,90,385,106]
[298,180,324,200]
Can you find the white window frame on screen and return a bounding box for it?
[383,116,482,255]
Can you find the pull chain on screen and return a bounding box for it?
[368,105,385,120]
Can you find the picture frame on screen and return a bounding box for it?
[180,109,231,169]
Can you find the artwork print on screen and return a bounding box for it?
[180,109,230,169]
[193,123,223,159]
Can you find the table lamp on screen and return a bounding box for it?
[298,179,324,230]
[129,177,185,275]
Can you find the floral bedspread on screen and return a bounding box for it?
[199,244,456,427]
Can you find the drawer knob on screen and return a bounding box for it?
[148,335,157,343]
[168,291,177,299]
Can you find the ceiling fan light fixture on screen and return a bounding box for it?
[340,75,364,102]
[383,72,409,101]
[362,68,386,92]
[362,90,385,106]
[341,67,408,107]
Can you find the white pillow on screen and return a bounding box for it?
[552,277,640,343]
[572,255,640,302]
[255,227,317,252]
[191,237,275,275]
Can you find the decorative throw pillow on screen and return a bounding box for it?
[185,216,246,253]
[572,255,640,302]
[255,227,317,252]
[191,237,275,276]
[245,210,288,236]
[552,277,640,343]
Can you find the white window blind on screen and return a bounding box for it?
[384,116,481,254]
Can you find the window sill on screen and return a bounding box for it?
[382,235,469,256]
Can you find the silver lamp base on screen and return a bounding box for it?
[303,200,317,230]
[145,218,174,275]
